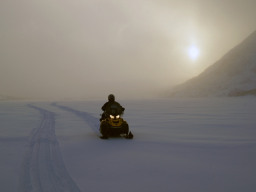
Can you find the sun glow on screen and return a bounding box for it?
[188,45,200,61]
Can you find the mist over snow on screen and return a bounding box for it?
[169,31,256,97]
[1,0,256,100]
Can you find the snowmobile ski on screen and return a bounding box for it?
[99,131,133,140]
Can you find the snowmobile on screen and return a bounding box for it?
[100,106,133,139]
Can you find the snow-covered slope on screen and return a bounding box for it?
[170,31,256,97]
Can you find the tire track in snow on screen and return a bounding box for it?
[51,103,100,136]
[19,104,81,192]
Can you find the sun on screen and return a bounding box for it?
[187,45,200,61]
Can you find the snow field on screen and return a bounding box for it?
[0,98,256,192]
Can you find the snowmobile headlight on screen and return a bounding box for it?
[116,115,120,119]
[110,115,115,119]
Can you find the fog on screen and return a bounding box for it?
[1,0,256,100]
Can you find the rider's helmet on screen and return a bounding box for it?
[108,94,115,102]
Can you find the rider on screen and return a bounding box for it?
[100,94,125,121]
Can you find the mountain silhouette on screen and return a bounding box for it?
[170,31,256,97]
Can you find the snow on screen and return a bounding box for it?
[1,98,256,192]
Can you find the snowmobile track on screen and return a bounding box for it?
[51,103,100,136]
[19,104,81,192]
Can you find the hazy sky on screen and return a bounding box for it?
[1,0,256,100]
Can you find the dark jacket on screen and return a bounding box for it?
[101,101,125,114]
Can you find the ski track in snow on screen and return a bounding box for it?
[19,104,81,192]
[51,103,100,136]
